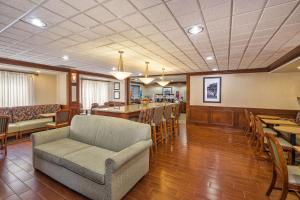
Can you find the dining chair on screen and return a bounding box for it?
[249,112,257,144]
[138,108,153,125]
[172,103,181,136]
[0,115,9,156]
[265,133,300,199]
[46,109,70,129]
[244,109,251,136]
[151,106,165,145]
[163,105,174,140]
[254,117,292,164]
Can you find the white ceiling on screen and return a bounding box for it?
[0,0,299,75]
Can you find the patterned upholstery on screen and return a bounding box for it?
[152,106,164,126]
[296,111,300,125]
[10,104,61,123]
[0,108,12,123]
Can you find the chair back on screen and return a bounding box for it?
[56,109,70,125]
[91,103,99,109]
[173,104,181,119]
[249,112,256,133]
[265,133,289,187]
[152,106,164,126]
[296,111,300,125]
[244,109,250,127]
[0,115,9,134]
[138,108,153,124]
[164,105,173,121]
[255,116,265,142]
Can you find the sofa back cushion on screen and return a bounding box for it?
[0,107,13,123]
[70,115,151,152]
[11,104,61,123]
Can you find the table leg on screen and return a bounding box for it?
[290,134,296,164]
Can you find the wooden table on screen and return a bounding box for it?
[256,115,281,119]
[261,119,298,126]
[93,103,174,119]
[39,113,56,121]
[274,125,300,164]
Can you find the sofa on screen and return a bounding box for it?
[31,115,152,200]
[0,104,61,139]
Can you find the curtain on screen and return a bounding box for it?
[0,71,35,107]
[81,79,108,109]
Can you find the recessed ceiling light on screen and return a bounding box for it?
[62,55,69,61]
[206,56,213,61]
[212,68,218,71]
[112,67,116,71]
[186,25,204,35]
[138,73,143,76]
[26,18,47,28]
[36,70,40,73]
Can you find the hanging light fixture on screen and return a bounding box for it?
[139,61,154,84]
[110,51,132,80]
[157,68,170,87]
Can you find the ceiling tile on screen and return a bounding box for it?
[28,7,65,25]
[0,3,23,18]
[63,0,98,11]
[202,1,231,22]
[105,19,131,32]
[91,25,115,35]
[103,0,136,17]
[130,0,161,9]
[0,0,35,12]
[85,5,116,23]
[58,20,86,33]
[71,14,99,28]
[43,0,78,18]
[121,29,142,39]
[155,19,180,32]
[136,24,159,35]
[233,0,266,15]
[123,12,149,27]
[142,4,173,23]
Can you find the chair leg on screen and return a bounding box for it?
[161,123,165,144]
[152,126,157,145]
[266,168,277,196]
[4,136,7,156]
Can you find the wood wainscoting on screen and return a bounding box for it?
[187,105,299,128]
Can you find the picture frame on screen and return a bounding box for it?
[114,91,120,99]
[162,87,172,95]
[203,77,221,103]
[114,82,120,90]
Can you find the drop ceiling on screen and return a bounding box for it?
[0,0,299,75]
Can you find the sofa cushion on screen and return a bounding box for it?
[17,118,53,132]
[34,138,91,165]
[62,146,116,184]
[8,123,19,133]
[70,115,151,152]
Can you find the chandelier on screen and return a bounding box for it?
[157,68,170,87]
[139,62,154,84]
[110,51,132,80]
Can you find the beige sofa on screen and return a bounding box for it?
[31,115,152,200]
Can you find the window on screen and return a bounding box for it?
[0,71,35,107]
[81,79,108,109]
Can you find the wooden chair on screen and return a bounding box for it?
[46,109,70,129]
[249,112,257,144]
[244,109,251,136]
[172,103,181,136]
[163,105,173,140]
[0,115,9,156]
[151,107,165,145]
[138,108,153,125]
[265,133,300,199]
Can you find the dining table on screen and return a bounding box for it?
[39,113,56,122]
[256,115,281,119]
[261,118,298,127]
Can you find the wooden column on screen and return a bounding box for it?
[125,78,130,105]
[186,74,190,122]
[67,70,80,120]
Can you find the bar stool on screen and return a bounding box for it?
[0,115,9,156]
[163,105,173,140]
[138,108,153,125]
[151,107,164,145]
[172,104,181,135]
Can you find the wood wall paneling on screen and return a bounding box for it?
[188,105,299,128]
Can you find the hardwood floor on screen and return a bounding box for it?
[0,123,298,200]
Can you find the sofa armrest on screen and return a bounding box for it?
[105,140,152,172]
[31,126,70,147]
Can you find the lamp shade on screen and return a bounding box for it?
[139,77,155,84]
[111,51,132,80]
[157,80,170,87]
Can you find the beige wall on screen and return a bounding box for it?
[34,74,57,105]
[190,72,300,110]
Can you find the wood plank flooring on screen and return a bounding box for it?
[0,123,298,200]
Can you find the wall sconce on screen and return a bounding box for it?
[71,73,77,83]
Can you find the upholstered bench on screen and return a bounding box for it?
[0,104,61,139]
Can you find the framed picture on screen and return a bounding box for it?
[203,77,221,103]
[162,87,172,95]
[114,91,120,99]
[114,82,120,90]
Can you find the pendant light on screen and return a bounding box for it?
[157,68,170,87]
[139,61,154,84]
[110,51,132,80]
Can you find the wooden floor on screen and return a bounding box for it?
[0,123,298,200]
